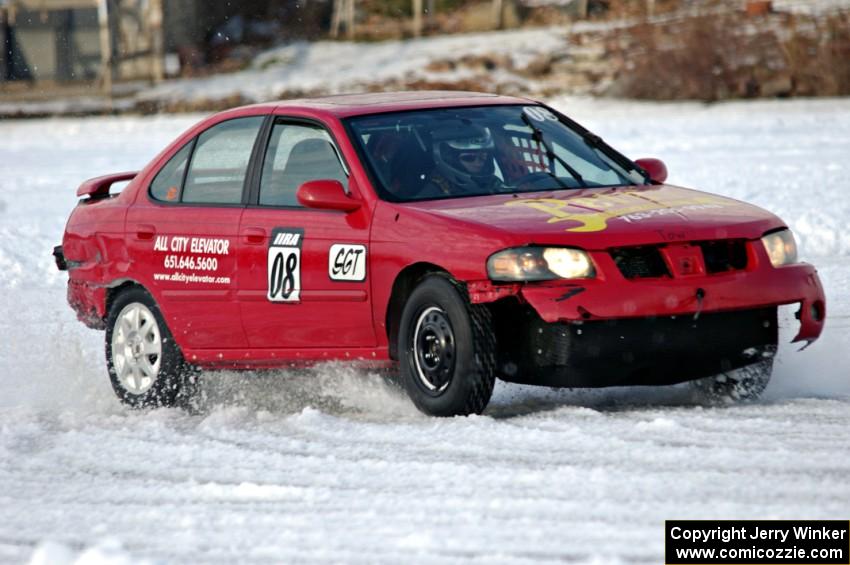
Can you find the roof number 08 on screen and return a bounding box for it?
[524,106,558,123]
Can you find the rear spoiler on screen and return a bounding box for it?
[76,171,138,200]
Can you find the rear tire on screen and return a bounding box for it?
[105,287,198,408]
[691,346,775,403]
[398,276,496,416]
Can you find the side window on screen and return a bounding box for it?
[182,116,264,204]
[259,123,347,207]
[150,142,193,202]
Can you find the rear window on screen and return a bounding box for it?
[150,142,193,202]
[149,117,265,205]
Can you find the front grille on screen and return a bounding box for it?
[610,246,670,279]
[699,239,748,273]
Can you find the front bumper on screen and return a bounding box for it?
[482,242,825,388]
[519,259,825,344]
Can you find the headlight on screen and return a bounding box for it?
[761,229,798,267]
[487,247,595,281]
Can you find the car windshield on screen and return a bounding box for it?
[346,105,647,202]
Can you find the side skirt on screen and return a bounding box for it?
[183,346,393,370]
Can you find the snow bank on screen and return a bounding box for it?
[137,27,567,106]
[29,539,151,565]
[773,0,850,15]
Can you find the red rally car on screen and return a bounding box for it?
[54,91,826,416]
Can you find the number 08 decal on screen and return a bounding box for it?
[268,228,304,302]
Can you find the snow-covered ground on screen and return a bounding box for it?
[1,97,849,564]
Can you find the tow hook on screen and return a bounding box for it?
[53,245,67,271]
[693,288,706,321]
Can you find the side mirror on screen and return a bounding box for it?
[297,180,361,212]
[634,158,668,184]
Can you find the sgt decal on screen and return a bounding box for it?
[328,244,366,282]
[268,228,304,303]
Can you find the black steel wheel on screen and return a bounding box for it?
[398,276,496,416]
[412,306,456,394]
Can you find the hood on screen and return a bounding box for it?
[404,184,784,249]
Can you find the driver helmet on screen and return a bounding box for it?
[432,125,496,191]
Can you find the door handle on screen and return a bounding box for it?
[136,224,155,240]
[242,227,266,245]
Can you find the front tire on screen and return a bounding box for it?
[105,287,197,408]
[691,346,776,403]
[398,276,496,416]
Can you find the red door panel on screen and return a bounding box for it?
[237,208,374,348]
[236,118,375,350]
[126,204,247,349]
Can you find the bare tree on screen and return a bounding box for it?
[492,0,503,29]
[97,0,112,93]
[576,0,587,18]
[412,0,422,37]
[149,0,163,82]
[331,0,355,39]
